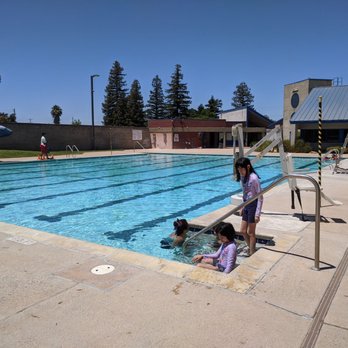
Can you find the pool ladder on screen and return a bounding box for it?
[66,145,80,158]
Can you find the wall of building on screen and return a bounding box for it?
[219,109,247,122]
[298,123,348,150]
[148,119,228,149]
[150,132,173,149]
[0,123,151,151]
[173,132,202,148]
[283,79,332,144]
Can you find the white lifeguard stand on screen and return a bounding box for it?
[231,125,286,205]
[231,124,342,207]
[284,153,342,206]
[332,133,348,174]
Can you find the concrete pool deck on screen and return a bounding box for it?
[1,149,348,347]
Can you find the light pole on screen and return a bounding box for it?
[90,74,99,150]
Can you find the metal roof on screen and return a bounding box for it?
[291,86,348,124]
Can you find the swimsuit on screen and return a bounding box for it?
[203,242,237,273]
[241,172,263,219]
[160,236,174,249]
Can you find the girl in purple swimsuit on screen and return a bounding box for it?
[235,157,263,256]
[192,223,237,273]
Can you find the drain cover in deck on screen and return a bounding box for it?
[90,264,115,275]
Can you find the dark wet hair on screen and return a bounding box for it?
[234,157,260,182]
[173,219,188,236]
[212,221,225,235]
[218,222,235,242]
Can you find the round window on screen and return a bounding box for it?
[291,93,299,108]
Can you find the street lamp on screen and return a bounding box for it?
[90,74,100,150]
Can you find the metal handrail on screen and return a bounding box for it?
[134,141,145,150]
[183,174,322,270]
[66,145,73,157]
[72,145,80,153]
[66,144,79,158]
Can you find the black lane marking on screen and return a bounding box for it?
[103,174,282,242]
[0,156,233,193]
[0,160,234,208]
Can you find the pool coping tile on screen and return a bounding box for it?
[0,221,299,293]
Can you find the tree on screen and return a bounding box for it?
[186,105,210,119]
[71,118,81,126]
[205,96,222,118]
[188,96,223,120]
[126,80,146,126]
[146,75,166,119]
[0,111,16,123]
[232,82,254,109]
[8,112,17,123]
[51,105,62,125]
[102,60,128,126]
[165,64,191,118]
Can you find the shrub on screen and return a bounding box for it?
[255,140,272,152]
[283,139,292,152]
[283,138,312,153]
[293,138,312,153]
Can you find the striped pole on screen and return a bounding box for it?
[318,96,322,187]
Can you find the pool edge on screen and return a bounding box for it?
[0,221,300,293]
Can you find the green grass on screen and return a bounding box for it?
[0,150,75,158]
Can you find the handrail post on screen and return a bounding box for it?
[313,178,321,270]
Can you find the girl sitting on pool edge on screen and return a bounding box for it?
[192,222,237,274]
[160,219,189,249]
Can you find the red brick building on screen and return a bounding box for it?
[148,108,273,149]
[148,119,231,149]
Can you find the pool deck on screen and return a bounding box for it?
[1,149,348,347]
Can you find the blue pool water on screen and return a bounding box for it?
[0,154,318,262]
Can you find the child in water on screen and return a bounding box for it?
[235,157,263,256]
[160,219,189,249]
[192,222,237,274]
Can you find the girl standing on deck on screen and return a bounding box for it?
[235,157,263,256]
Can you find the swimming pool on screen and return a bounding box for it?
[0,154,317,263]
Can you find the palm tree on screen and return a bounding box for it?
[51,105,63,125]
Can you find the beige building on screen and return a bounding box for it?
[283,78,332,144]
[219,107,272,146]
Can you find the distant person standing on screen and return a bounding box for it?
[40,132,48,160]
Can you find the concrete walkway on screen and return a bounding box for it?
[1,149,347,347]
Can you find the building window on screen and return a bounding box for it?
[291,93,300,108]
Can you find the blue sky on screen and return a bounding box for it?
[1,0,347,125]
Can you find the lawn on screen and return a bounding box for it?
[0,150,73,158]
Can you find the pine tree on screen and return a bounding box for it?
[195,104,211,119]
[232,82,254,109]
[165,64,191,118]
[205,96,223,118]
[102,60,128,126]
[146,75,166,119]
[126,80,146,126]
